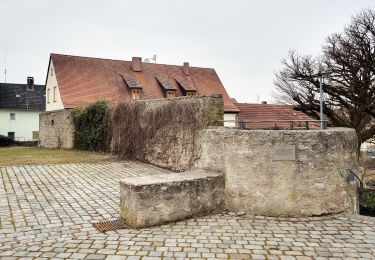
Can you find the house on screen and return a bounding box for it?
[236,102,319,129]
[0,77,45,141]
[45,54,239,125]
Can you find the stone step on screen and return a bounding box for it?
[119,170,224,228]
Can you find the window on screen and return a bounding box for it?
[47,88,50,103]
[10,113,15,120]
[50,67,54,76]
[8,132,15,140]
[32,131,39,140]
[166,90,176,98]
[131,89,141,100]
[53,86,57,102]
[186,91,196,96]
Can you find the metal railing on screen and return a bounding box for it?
[220,119,328,130]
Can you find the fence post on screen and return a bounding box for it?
[290,121,294,130]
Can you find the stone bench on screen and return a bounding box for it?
[119,170,224,228]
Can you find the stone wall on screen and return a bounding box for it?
[196,127,359,217]
[39,110,74,148]
[111,96,224,171]
[120,170,224,228]
[39,95,224,164]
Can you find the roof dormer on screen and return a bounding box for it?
[123,74,143,100]
[155,75,177,98]
[175,77,197,96]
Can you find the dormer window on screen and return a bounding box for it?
[166,90,176,98]
[155,75,178,99]
[175,78,197,96]
[123,74,143,101]
[186,91,196,96]
[132,89,141,100]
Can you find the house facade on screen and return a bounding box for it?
[0,78,45,141]
[45,54,239,125]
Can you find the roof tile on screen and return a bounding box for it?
[236,103,319,129]
[50,54,239,112]
[0,83,45,111]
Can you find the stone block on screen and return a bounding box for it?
[119,170,224,228]
[196,127,359,217]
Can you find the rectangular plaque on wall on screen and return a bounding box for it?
[273,145,296,161]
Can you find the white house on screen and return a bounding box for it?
[0,78,45,141]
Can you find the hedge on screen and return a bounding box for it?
[0,135,14,147]
[360,188,375,216]
[71,100,111,152]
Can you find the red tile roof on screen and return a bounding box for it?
[236,103,320,129]
[49,54,239,112]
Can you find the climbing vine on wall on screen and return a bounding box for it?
[71,100,111,152]
[109,97,223,170]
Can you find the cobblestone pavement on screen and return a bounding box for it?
[1,162,375,260]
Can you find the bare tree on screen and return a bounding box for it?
[274,8,375,147]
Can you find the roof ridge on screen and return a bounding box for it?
[50,53,215,70]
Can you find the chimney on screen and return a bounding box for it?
[261,101,267,104]
[183,62,190,76]
[131,57,142,72]
[27,77,34,91]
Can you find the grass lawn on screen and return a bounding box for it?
[0,146,117,166]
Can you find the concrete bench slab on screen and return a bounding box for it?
[119,170,224,228]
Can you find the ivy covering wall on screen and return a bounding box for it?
[69,96,224,170]
[71,100,112,152]
[109,96,223,170]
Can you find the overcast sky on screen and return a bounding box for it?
[0,0,374,103]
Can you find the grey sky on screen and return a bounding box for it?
[0,0,374,103]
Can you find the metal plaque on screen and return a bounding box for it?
[273,145,296,161]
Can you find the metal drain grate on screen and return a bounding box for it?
[93,219,129,232]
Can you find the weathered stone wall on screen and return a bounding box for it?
[196,127,359,217]
[111,96,224,171]
[39,110,74,149]
[120,170,224,227]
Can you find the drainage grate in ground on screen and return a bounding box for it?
[93,219,129,232]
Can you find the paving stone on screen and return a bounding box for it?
[1,163,375,259]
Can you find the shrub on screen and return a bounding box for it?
[0,135,14,147]
[360,188,375,216]
[71,100,111,152]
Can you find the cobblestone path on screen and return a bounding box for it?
[1,162,374,259]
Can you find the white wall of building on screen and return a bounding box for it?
[0,110,41,141]
[224,113,237,127]
[46,61,65,111]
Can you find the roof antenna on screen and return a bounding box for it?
[151,54,157,64]
[3,43,7,83]
[257,94,260,103]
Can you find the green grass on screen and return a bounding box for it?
[0,146,117,166]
